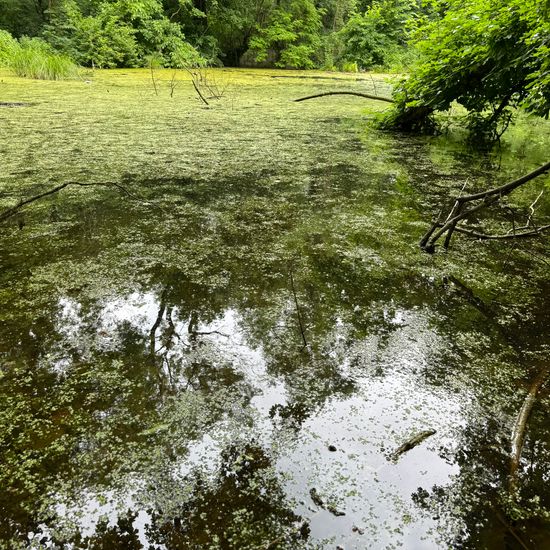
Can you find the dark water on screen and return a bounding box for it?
[1,72,549,549]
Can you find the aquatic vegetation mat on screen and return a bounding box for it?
[0,68,549,549]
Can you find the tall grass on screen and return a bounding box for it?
[11,47,78,80]
[0,31,78,80]
[0,29,18,67]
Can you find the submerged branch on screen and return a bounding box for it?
[389,430,436,461]
[509,366,550,494]
[294,91,394,103]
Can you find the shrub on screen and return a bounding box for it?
[43,0,202,69]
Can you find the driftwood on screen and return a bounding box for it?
[420,161,550,252]
[509,366,549,494]
[309,488,345,516]
[389,429,436,461]
[294,91,394,103]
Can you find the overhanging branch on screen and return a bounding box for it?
[294,91,394,103]
[420,161,550,252]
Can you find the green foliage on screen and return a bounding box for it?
[0,0,428,70]
[383,0,550,140]
[0,31,78,79]
[340,0,422,70]
[0,29,18,66]
[249,0,323,69]
[0,0,47,37]
[42,0,203,68]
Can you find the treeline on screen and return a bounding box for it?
[0,0,436,70]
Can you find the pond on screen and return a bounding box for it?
[1,68,549,549]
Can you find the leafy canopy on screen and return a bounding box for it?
[383,0,550,140]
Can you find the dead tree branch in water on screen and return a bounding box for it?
[186,69,210,105]
[420,161,550,252]
[509,365,550,494]
[0,181,148,223]
[294,91,394,103]
[450,224,550,240]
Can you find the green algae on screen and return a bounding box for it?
[0,68,550,549]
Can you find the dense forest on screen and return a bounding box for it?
[0,0,430,70]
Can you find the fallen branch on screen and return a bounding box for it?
[509,366,549,494]
[420,161,550,252]
[294,91,394,103]
[438,223,550,240]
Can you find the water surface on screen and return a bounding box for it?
[1,68,549,549]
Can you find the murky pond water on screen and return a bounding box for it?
[1,69,549,549]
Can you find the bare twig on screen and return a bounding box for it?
[169,70,178,98]
[507,190,544,234]
[150,62,159,96]
[420,161,550,252]
[187,69,209,105]
[368,73,379,96]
